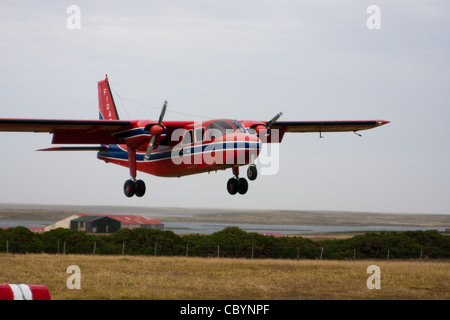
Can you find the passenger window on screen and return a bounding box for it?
[195,127,205,143]
[182,130,193,145]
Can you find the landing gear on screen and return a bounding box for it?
[226,177,248,195]
[123,146,146,198]
[124,179,146,198]
[227,166,252,195]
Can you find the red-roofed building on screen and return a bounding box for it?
[45,214,164,232]
[77,214,164,230]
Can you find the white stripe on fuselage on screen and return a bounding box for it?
[100,140,260,163]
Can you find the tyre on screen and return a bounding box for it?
[247,165,257,181]
[238,178,248,195]
[227,178,239,195]
[123,179,135,197]
[135,179,146,197]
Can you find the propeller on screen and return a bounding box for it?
[254,112,283,136]
[266,112,283,128]
[144,101,167,161]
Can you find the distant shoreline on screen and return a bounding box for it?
[0,203,449,228]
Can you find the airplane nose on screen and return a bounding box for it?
[245,132,261,148]
[245,132,262,160]
[255,136,262,152]
[223,132,262,166]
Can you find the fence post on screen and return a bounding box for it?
[63,241,66,255]
[122,242,125,255]
[252,245,254,259]
[297,246,299,261]
[353,248,356,262]
[320,247,323,260]
[186,244,189,257]
[93,241,96,255]
[57,239,60,254]
[6,240,8,253]
[386,249,389,263]
[217,245,220,258]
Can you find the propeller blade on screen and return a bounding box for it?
[158,101,167,125]
[144,101,167,161]
[267,112,283,128]
[144,136,156,161]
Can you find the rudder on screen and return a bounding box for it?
[98,75,120,120]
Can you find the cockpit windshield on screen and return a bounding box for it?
[207,120,233,136]
[231,120,247,133]
[207,120,247,139]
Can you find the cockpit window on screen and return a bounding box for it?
[231,120,247,133]
[207,120,234,139]
[206,120,247,140]
[208,120,233,134]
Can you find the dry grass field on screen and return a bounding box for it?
[0,253,448,300]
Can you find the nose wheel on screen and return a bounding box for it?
[247,164,257,181]
[124,179,146,198]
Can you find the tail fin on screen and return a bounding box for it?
[98,75,120,120]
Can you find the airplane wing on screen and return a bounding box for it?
[0,118,195,147]
[269,120,390,133]
[0,118,135,144]
[241,119,389,142]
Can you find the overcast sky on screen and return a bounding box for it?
[0,1,449,214]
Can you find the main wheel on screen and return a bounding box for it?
[247,165,257,181]
[124,179,135,197]
[135,179,146,197]
[238,178,248,195]
[227,178,239,195]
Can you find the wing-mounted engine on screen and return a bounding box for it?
[112,101,168,154]
[242,112,285,143]
[144,101,167,160]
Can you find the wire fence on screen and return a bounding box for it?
[0,238,445,261]
[1,226,449,260]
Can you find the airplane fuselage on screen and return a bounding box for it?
[97,119,262,178]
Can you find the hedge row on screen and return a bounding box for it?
[0,226,449,260]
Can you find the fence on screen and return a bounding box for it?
[0,227,448,260]
[0,239,444,261]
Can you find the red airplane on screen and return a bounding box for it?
[0,75,389,197]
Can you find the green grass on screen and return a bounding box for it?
[0,253,448,300]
